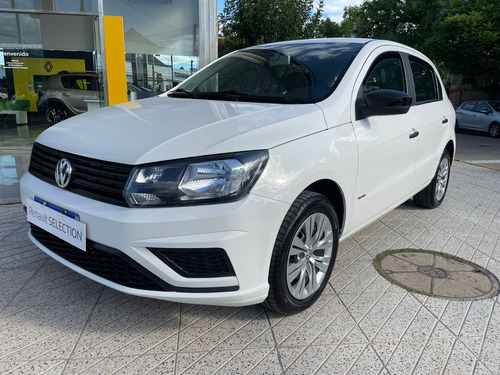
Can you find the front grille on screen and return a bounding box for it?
[29,142,133,206]
[31,224,169,291]
[149,248,236,278]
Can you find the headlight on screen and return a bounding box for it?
[123,150,268,207]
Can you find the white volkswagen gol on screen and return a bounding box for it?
[21,39,456,314]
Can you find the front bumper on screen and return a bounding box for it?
[20,172,289,306]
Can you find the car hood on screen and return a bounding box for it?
[36,96,327,165]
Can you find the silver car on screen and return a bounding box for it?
[455,101,500,138]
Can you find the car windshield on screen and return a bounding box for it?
[168,41,365,104]
[488,101,500,112]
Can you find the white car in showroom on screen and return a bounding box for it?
[21,39,456,314]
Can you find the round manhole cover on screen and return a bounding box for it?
[373,249,500,300]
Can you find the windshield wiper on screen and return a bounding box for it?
[168,89,303,104]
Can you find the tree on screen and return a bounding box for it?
[341,0,440,50]
[318,18,342,38]
[424,0,500,97]
[219,0,324,55]
[341,0,500,96]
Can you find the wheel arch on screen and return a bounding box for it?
[445,139,455,165]
[38,98,68,112]
[304,179,345,235]
[489,121,500,137]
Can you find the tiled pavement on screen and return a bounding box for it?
[1,161,499,375]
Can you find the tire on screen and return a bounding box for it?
[265,191,339,314]
[414,150,451,209]
[46,104,69,125]
[489,122,500,138]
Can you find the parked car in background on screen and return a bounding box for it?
[455,101,500,138]
[36,71,100,125]
[21,38,456,314]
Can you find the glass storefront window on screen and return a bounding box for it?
[1,11,101,131]
[0,0,98,13]
[106,0,199,95]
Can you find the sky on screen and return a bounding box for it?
[216,0,365,24]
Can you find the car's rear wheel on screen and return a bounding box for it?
[266,191,339,314]
[414,150,451,209]
[489,122,500,138]
[47,104,69,125]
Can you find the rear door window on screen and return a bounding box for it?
[461,102,475,112]
[410,58,442,103]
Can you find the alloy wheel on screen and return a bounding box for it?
[286,212,334,300]
[435,157,449,202]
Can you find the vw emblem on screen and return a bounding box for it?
[55,158,73,188]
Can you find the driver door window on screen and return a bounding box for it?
[363,56,406,95]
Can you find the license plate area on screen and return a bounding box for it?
[27,197,87,251]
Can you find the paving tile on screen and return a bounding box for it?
[473,360,496,375]
[267,291,334,345]
[179,306,264,352]
[216,348,277,375]
[247,349,283,375]
[310,310,360,347]
[177,350,239,375]
[372,293,421,343]
[478,334,500,374]
[395,299,438,342]
[443,339,477,375]
[346,344,384,374]
[458,299,495,338]
[329,255,373,293]
[356,286,407,340]
[371,342,398,365]
[73,300,179,359]
[0,359,65,375]
[315,343,366,375]
[114,353,176,374]
[385,339,426,374]
[412,338,453,374]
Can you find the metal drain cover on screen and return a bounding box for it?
[373,249,500,301]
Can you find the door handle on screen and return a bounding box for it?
[442,118,448,124]
[409,130,419,139]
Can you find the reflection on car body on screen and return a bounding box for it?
[21,39,456,314]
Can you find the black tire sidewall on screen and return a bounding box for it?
[433,150,451,206]
[490,123,500,138]
[268,192,339,313]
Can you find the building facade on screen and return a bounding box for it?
[0,0,217,126]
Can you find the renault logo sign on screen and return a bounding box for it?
[55,159,73,188]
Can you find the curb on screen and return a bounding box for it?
[454,158,500,171]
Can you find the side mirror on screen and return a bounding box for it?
[357,89,412,119]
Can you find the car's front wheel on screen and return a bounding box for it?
[489,122,500,138]
[414,150,451,208]
[47,104,69,125]
[266,191,339,314]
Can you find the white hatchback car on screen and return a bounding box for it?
[21,39,456,314]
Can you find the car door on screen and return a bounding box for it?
[408,56,453,186]
[474,102,494,132]
[64,75,99,113]
[351,50,418,229]
[457,102,477,129]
